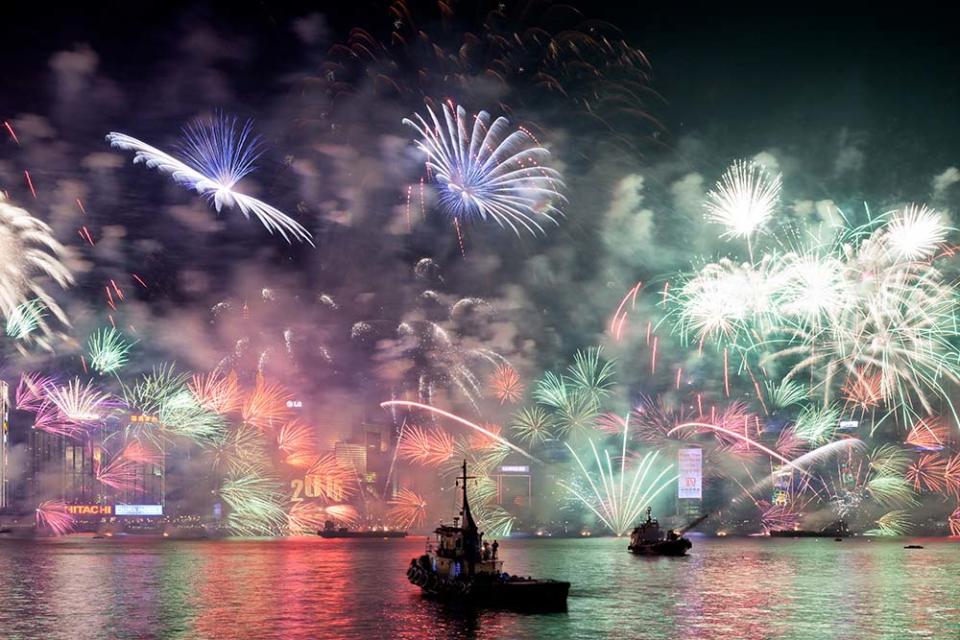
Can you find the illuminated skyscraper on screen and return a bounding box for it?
[0,380,8,509]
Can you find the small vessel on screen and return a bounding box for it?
[406,461,570,611]
[319,521,407,538]
[627,508,705,556]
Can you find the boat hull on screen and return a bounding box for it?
[627,539,692,556]
[407,564,569,611]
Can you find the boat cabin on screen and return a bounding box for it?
[425,462,503,579]
[631,507,663,544]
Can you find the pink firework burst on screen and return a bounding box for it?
[190,370,243,415]
[16,372,55,411]
[323,504,360,527]
[775,427,807,460]
[94,455,139,491]
[286,501,326,534]
[841,369,885,411]
[306,454,358,500]
[595,412,628,436]
[276,420,316,466]
[397,425,456,467]
[489,364,524,404]
[469,423,505,451]
[905,417,949,451]
[630,396,695,443]
[949,506,960,537]
[36,500,75,536]
[945,453,960,499]
[242,374,294,431]
[31,401,79,438]
[760,503,802,533]
[120,440,163,466]
[387,488,428,530]
[906,453,948,494]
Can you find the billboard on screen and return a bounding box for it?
[678,448,702,499]
[115,504,163,516]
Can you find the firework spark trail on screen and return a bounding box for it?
[668,422,813,475]
[748,438,865,495]
[381,400,542,463]
[560,414,677,536]
[23,170,37,199]
[3,120,20,145]
[610,281,642,340]
[403,101,565,235]
[106,114,313,244]
[36,501,74,536]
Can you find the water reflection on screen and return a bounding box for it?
[0,536,957,639]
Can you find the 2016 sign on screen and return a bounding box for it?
[290,475,345,502]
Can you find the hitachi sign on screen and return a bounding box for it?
[65,505,112,515]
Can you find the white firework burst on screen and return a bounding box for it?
[0,196,73,349]
[106,114,313,244]
[705,159,782,245]
[883,204,949,261]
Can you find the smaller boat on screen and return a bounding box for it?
[627,508,705,556]
[319,521,407,538]
[904,544,924,549]
[406,461,569,610]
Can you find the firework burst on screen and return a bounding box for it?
[704,159,782,247]
[189,369,243,415]
[36,500,75,536]
[397,425,456,467]
[387,488,428,530]
[88,327,133,375]
[560,414,677,536]
[106,114,313,244]
[0,196,73,347]
[403,101,564,235]
[490,364,524,404]
[510,406,555,447]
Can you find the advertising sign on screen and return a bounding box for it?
[115,504,163,516]
[678,448,702,499]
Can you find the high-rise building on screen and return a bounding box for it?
[0,380,8,509]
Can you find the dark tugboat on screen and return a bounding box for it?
[406,461,570,611]
[627,508,706,556]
